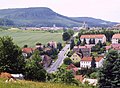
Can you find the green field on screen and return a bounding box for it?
[0,79,95,88]
[0,29,63,47]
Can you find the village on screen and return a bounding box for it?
[19,30,120,86]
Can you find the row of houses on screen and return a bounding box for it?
[70,52,104,68]
[70,34,120,69]
[80,34,120,44]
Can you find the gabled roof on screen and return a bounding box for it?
[74,75,84,82]
[67,64,76,69]
[81,56,104,62]
[112,34,120,39]
[80,34,105,39]
[22,48,33,54]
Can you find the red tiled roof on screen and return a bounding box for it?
[74,75,84,82]
[80,34,105,39]
[81,56,104,62]
[112,34,120,39]
[22,48,33,53]
[66,64,77,69]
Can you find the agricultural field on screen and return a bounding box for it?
[0,28,64,47]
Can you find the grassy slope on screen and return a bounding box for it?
[0,29,63,47]
[0,79,95,88]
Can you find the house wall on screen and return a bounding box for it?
[98,58,104,67]
[112,38,118,44]
[70,53,81,63]
[80,59,104,68]
[80,61,91,68]
[80,35,106,44]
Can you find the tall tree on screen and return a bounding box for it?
[70,39,75,50]
[25,50,47,81]
[118,39,120,43]
[0,36,25,73]
[57,42,63,51]
[92,38,95,44]
[89,39,92,44]
[67,29,74,36]
[62,32,71,41]
[91,56,96,68]
[98,49,120,88]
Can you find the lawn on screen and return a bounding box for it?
[0,29,63,47]
[0,79,95,88]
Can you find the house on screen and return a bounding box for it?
[66,64,78,75]
[74,75,84,83]
[105,44,120,52]
[112,34,120,44]
[80,34,106,44]
[41,55,52,69]
[22,48,33,58]
[70,52,82,63]
[73,45,93,57]
[80,56,104,68]
[48,41,57,48]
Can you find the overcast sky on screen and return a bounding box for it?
[0,0,120,22]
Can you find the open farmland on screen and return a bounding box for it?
[0,29,63,47]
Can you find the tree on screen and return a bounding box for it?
[0,36,25,73]
[77,40,81,46]
[57,42,63,51]
[70,39,75,50]
[89,39,92,44]
[81,38,86,46]
[92,38,95,44]
[62,32,71,41]
[97,40,103,48]
[64,58,72,65]
[23,44,28,48]
[25,50,47,81]
[98,49,120,88]
[67,29,74,36]
[91,56,96,68]
[52,67,79,86]
[118,39,120,43]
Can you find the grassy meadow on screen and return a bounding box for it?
[0,28,63,47]
[0,79,95,88]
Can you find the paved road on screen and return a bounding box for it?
[46,32,78,73]
[46,44,70,73]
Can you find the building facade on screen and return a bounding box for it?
[112,34,120,44]
[80,56,104,68]
[70,53,82,63]
[80,34,106,44]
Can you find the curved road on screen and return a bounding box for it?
[47,44,70,73]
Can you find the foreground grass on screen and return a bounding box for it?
[0,30,63,47]
[0,79,96,88]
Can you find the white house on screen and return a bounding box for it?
[80,34,106,44]
[112,34,120,44]
[80,56,104,68]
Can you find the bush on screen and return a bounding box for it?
[24,50,47,81]
[90,72,98,79]
[64,58,72,65]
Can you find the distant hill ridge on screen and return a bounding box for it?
[0,7,118,27]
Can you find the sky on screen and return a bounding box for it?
[0,0,120,22]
